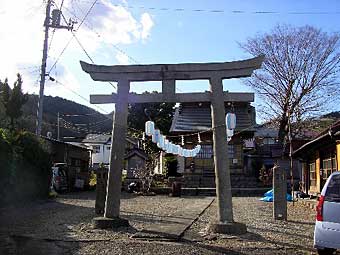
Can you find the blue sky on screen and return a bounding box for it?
[1,0,340,121]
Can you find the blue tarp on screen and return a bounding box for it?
[260,189,293,202]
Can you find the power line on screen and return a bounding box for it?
[48,0,99,74]
[71,32,117,89]
[72,1,340,15]
[53,7,117,90]
[52,77,112,115]
[62,5,140,64]
[61,118,111,134]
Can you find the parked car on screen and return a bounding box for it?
[51,163,68,192]
[314,171,340,255]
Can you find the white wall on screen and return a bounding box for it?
[86,143,111,166]
[154,151,166,175]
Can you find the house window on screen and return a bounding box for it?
[197,144,213,159]
[107,146,111,151]
[196,144,234,159]
[309,162,316,187]
[322,155,337,179]
[92,145,100,154]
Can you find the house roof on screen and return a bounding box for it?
[254,124,278,138]
[293,120,340,157]
[82,134,111,144]
[82,134,138,145]
[169,102,256,134]
[124,148,148,160]
[42,137,91,151]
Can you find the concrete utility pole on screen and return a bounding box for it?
[36,1,76,136]
[36,0,52,136]
[57,112,60,140]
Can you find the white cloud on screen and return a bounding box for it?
[140,13,154,40]
[115,52,130,65]
[0,0,154,95]
[0,0,44,86]
[45,66,81,98]
[64,0,154,46]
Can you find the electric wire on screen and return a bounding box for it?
[52,77,111,114]
[72,1,340,15]
[48,0,99,74]
[62,5,140,64]
[61,112,105,117]
[58,10,117,89]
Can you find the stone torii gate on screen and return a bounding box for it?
[80,55,264,233]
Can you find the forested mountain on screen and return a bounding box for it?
[1,93,339,141]
[9,95,113,140]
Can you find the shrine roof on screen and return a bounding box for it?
[169,102,256,134]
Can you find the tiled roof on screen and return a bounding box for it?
[254,124,278,138]
[293,120,340,156]
[82,134,111,144]
[82,134,138,145]
[170,103,255,133]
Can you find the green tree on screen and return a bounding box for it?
[127,93,175,135]
[127,93,175,154]
[0,74,28,130]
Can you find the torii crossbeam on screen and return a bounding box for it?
[80,55,264,233]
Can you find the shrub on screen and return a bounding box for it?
[0,129,52,206]
[0,130,13,204]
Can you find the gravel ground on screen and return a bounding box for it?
[0,191,338,255]
[185,197,325,255]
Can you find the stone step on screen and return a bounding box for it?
[181,187,270,196]
[183,174,266,189]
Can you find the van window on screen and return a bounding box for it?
[325,174,340,202]
[58,169,66,176]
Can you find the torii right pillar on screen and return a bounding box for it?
[208,76,247,234]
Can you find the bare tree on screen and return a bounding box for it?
[133,153,157,194]
[240,25,340,143]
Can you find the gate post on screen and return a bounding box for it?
[273,164,287,220]
[93,79,130,229]
[208,76,247,234]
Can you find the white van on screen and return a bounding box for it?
[314,171,340,255]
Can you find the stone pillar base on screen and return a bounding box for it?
[93,217,129,229]
[208,221,247,235]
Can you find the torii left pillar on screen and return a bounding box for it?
[93,79,130,229]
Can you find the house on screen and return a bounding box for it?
[245,124,305,183]
[169,101,256,187]
[43,137,91,189]
[82,134,138,168]
[293,120,340,196]
[124,147,148,178]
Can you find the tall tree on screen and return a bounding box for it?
[128,92,175,135]
[240,25,340,143]
[0,74,28,130]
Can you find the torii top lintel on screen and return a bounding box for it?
[80,55,264,82]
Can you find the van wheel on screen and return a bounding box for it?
[317,248,335,255]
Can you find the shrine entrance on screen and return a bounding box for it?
[80,55,264,233]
